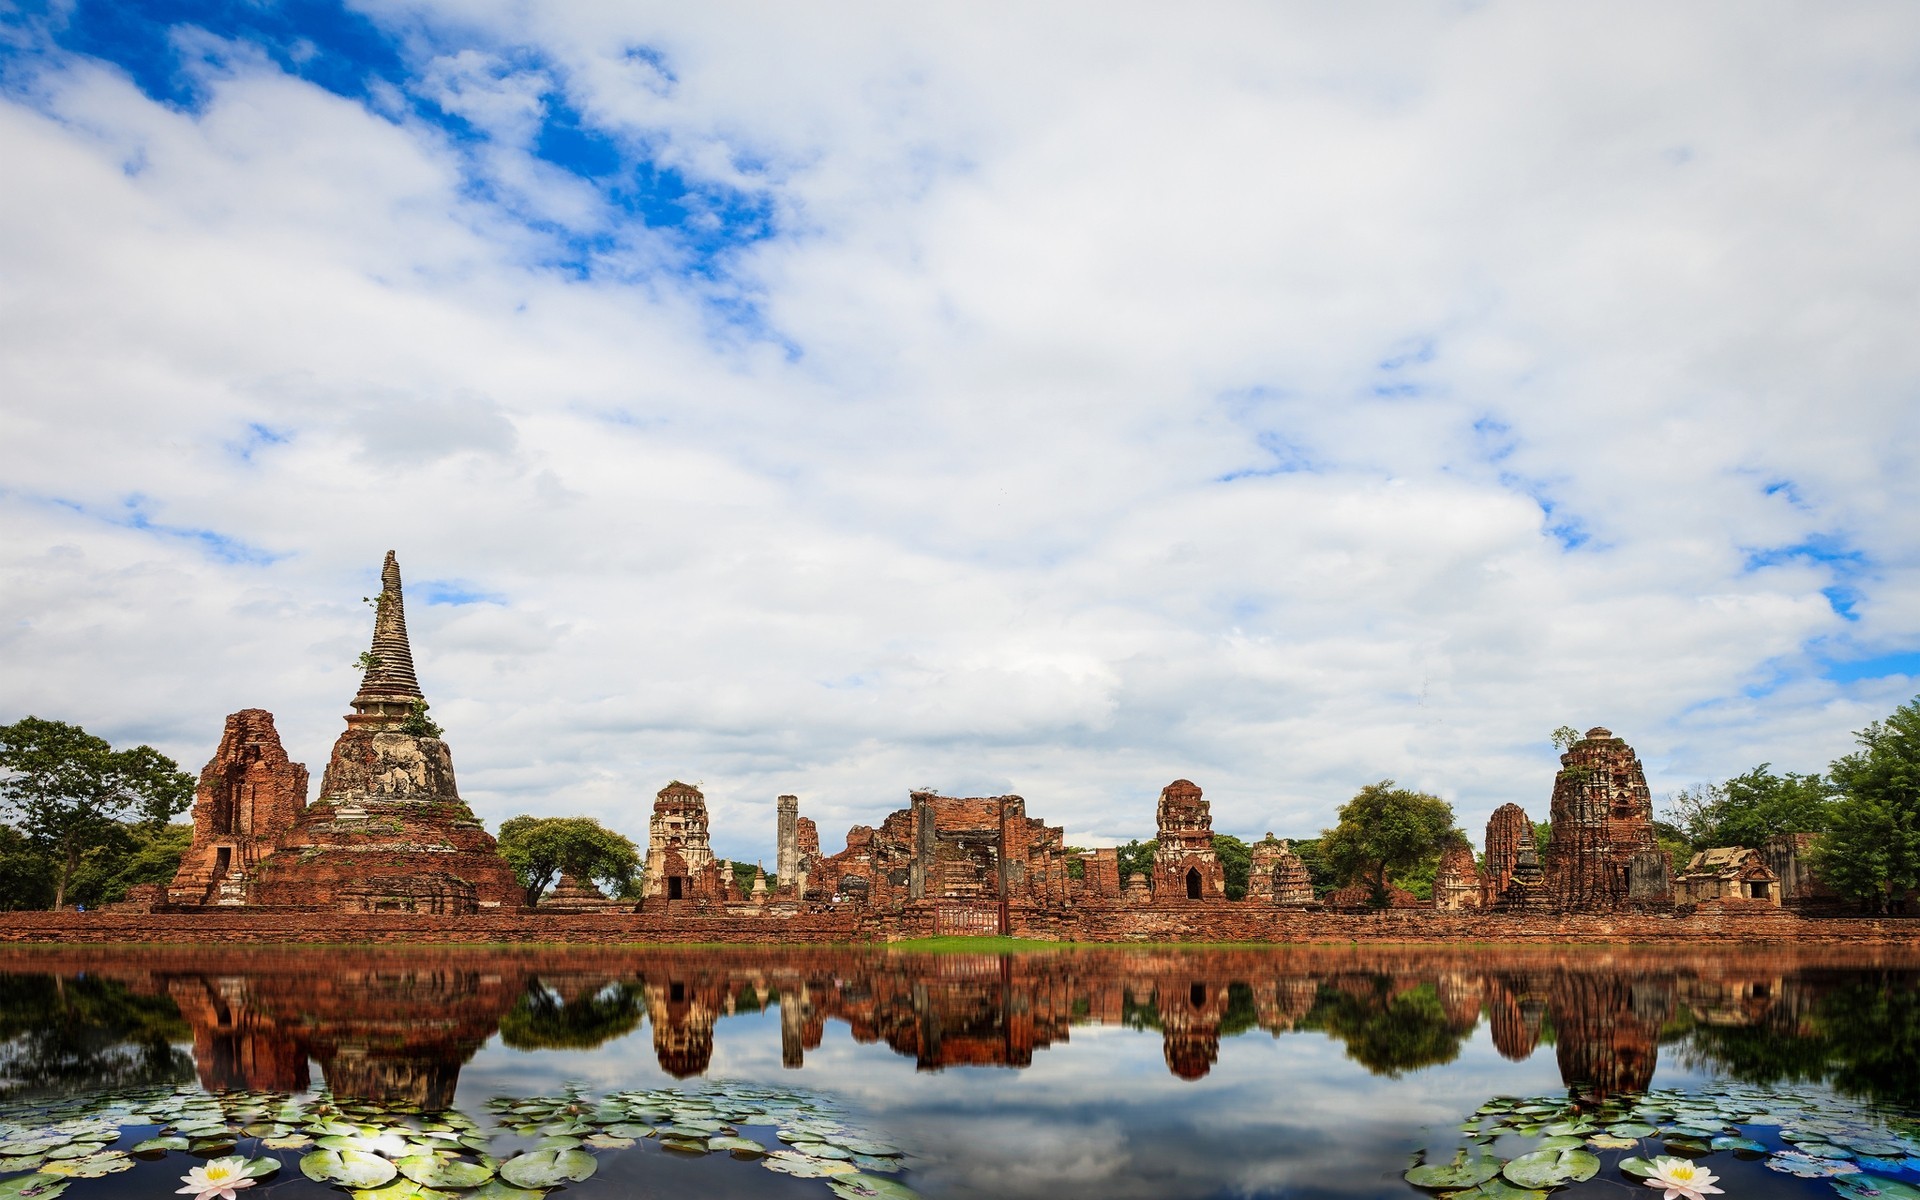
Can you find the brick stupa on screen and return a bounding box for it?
[246,551,520,913]
[1151,779,1226,901]
[1543,727,1670,910]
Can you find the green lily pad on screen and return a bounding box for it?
[499,1149,596,1189]
[1503,1148,1600,1189]
[37,1155,130,1179]
[241,1158,280,1180]
[1441,1183,1547,1200]
[129,1136,189,1155]
[1407,1153,1503,1190]
[1607,1123,1657,1138]
[0,1175,65,1199]
[661,1137,709,1154]
[396,1156,494,1188]
[1835,1176,1920,1200]
[1800,1144,1857,1160]
[827,1176,924,1200]
[302,1148,400,1188]
[531,1136,581,1151]
[469,1183,544,1200]
[350,1181,456,1200]
[602,1123,654,1138]
[1712,1136,1768,1153]
[1533,1136,1586,1152]
[710,1136,767,1156]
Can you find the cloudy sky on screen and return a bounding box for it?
[3,2,1917,863]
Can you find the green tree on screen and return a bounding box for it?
[0,717,193,909]
[0,825,54,912]
[67,822,192,907]
[1212,833,1251,900]
[499,980,643,1051]
[497,815,640,906]
[1319,780,1461,906]
[1812,695,1920,911]
[1663,765,1836,849]
[1116,838,1157,883]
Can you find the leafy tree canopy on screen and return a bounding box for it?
[1663,764,1836,850]
[1811,695,1920,910]
[0,717,193,909]
[1116,838,1157,883]
[1319,780,1461,905]
[1212,833,1251,900]
[497,815,640,906]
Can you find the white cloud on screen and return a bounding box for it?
[2,2,1917,863]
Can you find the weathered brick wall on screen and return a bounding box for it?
[3,901,1916,945]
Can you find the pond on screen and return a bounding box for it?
[1,943,1918,1200]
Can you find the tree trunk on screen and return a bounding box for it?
[52,843,79,910]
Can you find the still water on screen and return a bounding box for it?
[2,944,1919,1200]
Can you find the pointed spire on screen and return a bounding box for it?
[348,550,425,727]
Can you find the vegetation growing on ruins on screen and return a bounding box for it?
[0,717,193,909]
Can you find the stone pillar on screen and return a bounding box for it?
[776,795,799,889]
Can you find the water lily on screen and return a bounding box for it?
[1642,1156,1724,1200]
[176,1157,256,1200]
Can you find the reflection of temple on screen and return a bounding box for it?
[15,944,1913,1096]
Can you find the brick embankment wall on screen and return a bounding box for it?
[0,902,1916,945]
[1046,903,1918,944]
[0,910,877,945]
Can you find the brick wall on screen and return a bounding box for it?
[2,901,1916,945]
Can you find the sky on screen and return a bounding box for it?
[2,1,1918,865]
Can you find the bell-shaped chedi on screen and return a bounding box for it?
[1151,779,1226,901]
[168,709,310,906]
[247,552,520,913]
[1543,727,1667,911]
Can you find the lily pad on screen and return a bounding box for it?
[1607,1122,1657,1138]
[602,1123,654,1139]
[1503,1148,1600,1189]
[499,1149,596,1189]
[302,1148,400,1188]
[1407,1155,1504,1191]
[350,1181,456,1200]
[1440,1183,1547,1200]
[710,1136,767,1156]
[130,1136,190,1155]
[1835,1176,1920,1200]
[1532,1136,1586,1152]
[827,1176,924,1200]
[1768,1153,1862,1178]
[1711,1136,1768,1153]
[1801,1144,1859,1160]
[469,1184,544,1200]
[0,1175,65,1199]
[396,1156,494,1188]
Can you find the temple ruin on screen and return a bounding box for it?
[168,709,309,906]
[1542,727,1671,910]
[237,551,521,912]
[125,554,1869,937]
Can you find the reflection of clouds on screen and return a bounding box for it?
[455,996,1569,1199]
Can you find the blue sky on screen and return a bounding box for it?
[1,1,1917,860]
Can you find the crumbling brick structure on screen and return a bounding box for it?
[1247,834,1314,906]
[1152,779,1226,901]
[1432,841,1483,910]
[246,552,521,911]
[1482,803,1534,904]
[1543,727,1670,910]
[1072,848,1122,900]
[644,781,720,901]
[168,709,309,906]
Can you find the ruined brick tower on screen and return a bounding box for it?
[1247,834,1314,906]
[1482,803,1534,903]
[1152,779,1225,900]
[1432,840,1483,910]
[1543,727,1669,910]
[168,709,309,905]
[644,781,716,899]
[246,551,521,912]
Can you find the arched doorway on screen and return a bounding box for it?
[1186,868,1201,899]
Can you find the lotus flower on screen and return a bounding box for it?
[176,1157,256,1200]
[1642,1156,1724,1200]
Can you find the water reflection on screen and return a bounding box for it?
[2,946,1918,1110]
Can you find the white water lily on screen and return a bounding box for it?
[176,1157,256,1200]
[1642,1156,1725,1200]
